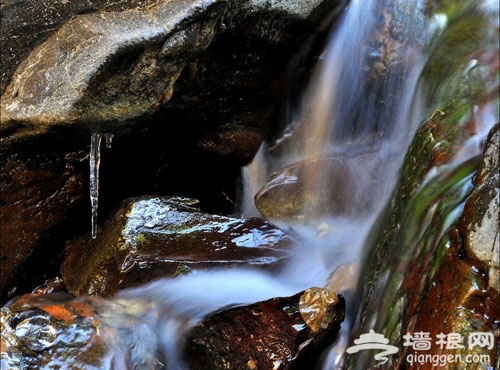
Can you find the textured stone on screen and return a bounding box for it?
[460,124,500,292]
[0,0,344,131]
[0,0,346,301]
[60,196,293,296]
[1,0,227,128]
[185,288,345,370]
[0,132,87,298]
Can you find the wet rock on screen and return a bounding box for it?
[61,196,293,296]
[185,287,345,370]
[460,124,499,292]
[327,263,358,294]
[1,292,166,369]
[0,132,87,299]
[255,153,385,223]
[350,5,499,367]
[1,293,106,369]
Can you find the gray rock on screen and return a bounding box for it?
[1,0,227,128]
[0,0,343,131]
[0,0,158,94]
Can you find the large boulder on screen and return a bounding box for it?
[60,196,293,296]
[185,287,345,370]
[0,0,342,130]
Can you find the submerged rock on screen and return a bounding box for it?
[1,292,166,369]
[61,196,293,296]
[185,287,345,370]
[255,152,385,223]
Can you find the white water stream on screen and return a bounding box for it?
[240,1,433,367]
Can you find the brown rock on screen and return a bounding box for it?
[460,124,499,292]
[60,196,293,297]
[185,287,345,370]
[0,133,86,298]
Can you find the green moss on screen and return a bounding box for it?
[173,262,192,277]
[135,233,146,245]
[424,14,484,83]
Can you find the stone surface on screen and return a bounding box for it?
[60,196,293,296]
[349,5,500,367]
[0,0,346,301]
[0,131,87,300]
[0,0,159,94]
[0,0,343,131]
[1,0,226,128]
[460,124,500,292]
[185,287,345,370]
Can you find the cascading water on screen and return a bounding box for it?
[241,0,435,367]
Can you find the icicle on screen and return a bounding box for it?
[90,131,102,239]
[103,133,114,149]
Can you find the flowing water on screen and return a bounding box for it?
[241,0,432,366]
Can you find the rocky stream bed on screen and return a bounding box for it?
[1,0,499,369]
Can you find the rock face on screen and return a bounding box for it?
[349,3,500,366]
[397,126,500,369]
[0,131,88,299]
[460,125,499,292]
[1,0,227,127]
[185,287,345,370]
[60,196,293,296]
[0,0,340,130]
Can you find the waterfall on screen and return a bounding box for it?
[241,0,434,367]
[244,0,432,228]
